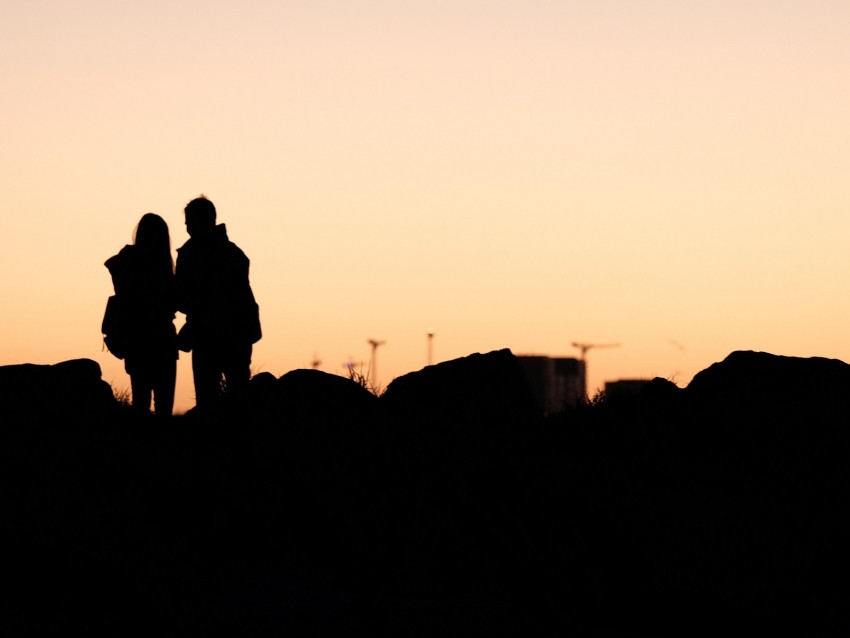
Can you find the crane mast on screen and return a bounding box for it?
[571,341,620,401]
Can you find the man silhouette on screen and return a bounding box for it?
[175,195,261,409]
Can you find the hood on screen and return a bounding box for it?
[178,223,229,253]
[104,244,134,275]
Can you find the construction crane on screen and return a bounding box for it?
[367,339,386,386]
[572,342,620,361]
[572,342,620,402]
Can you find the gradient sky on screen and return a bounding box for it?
[2,1,849,414]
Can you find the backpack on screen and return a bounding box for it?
[101,294,133,359]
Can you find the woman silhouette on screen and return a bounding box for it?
[105,213,178,417]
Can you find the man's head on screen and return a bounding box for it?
[184,195,216,238]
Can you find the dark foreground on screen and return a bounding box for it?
[3,350,850,636]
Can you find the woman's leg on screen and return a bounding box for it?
[153,356,177,417]
[130,372,153,413]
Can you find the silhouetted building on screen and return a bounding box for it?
[516,355,586,414]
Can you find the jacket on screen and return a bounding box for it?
[175,224,261,346]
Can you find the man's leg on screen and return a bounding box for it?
[192,346,223,408]
[222,342,252,396]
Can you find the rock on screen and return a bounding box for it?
[380,348,543,434]
[0,358,117,426]
[685,350,850,420]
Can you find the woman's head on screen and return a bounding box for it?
[134,213,173,270]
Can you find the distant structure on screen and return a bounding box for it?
[367,338,385,386]
[572,342,620,401]
[516,355,586,415]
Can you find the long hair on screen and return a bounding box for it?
[133,213,174,275]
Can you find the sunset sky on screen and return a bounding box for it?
[2,1,849,414]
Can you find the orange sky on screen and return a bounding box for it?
[2,2,849,414]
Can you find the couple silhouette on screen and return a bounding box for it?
[104,195,261,417]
